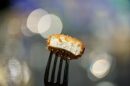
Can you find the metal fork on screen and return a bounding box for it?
[44,51,70,86]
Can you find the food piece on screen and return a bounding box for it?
[47,34,85,59]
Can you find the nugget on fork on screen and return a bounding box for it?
[47,34,85,59]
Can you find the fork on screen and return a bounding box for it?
[44,51,70,86]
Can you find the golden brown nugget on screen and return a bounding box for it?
[47,34,85,59]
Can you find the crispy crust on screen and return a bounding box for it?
[47,34,85,59]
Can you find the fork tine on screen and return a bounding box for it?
[57,58,63,83]
[44,51,53,82]
[63,59,70,86]
[50,54,58,82]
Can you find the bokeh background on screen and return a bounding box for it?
[0,0,130,86]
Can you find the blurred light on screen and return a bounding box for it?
[8,58,22,84]
[109,13,130,55]
[87,51,113,80]
[96,81,115,86]
[39,14,63,39]
[8,58,31,85]
[38,14,51,34]
[0,64,7,86]
[109,0,128,12]
[22,62,31,85]
[27,8,48,33]
[90,59,111,78]
[21,25,34,37]
[20,14,35,37]
[92,9,115,40]
[96,10,109,18]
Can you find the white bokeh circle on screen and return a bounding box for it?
[39,14,63,39]
[27,8,48,33]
